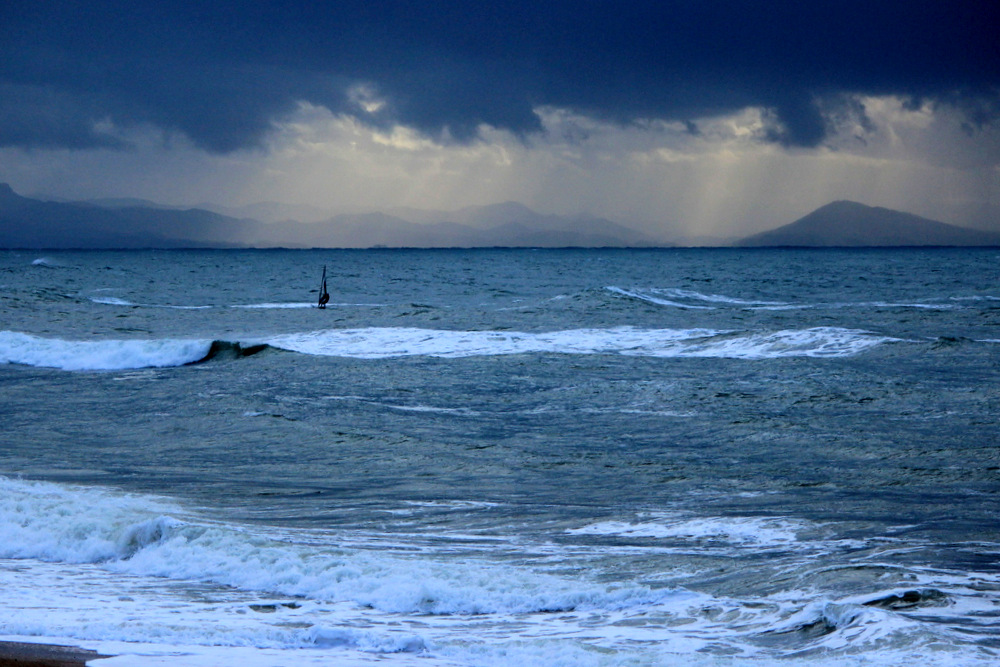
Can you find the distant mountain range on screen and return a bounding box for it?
[0,184,660,249]
[0,184,256,249]
[2,184,997,249]
[738,200,1000,247]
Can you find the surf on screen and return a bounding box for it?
[0,326,900,371]
[0,477,682,617]
[264,326,898,360]
[0,332,269,371]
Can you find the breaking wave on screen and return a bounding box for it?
[0,476,681,618]
[1,476,991,664]
[89,296,135,306]
[0,326,900,370]
[608,286,791,309]
[263,326,896,359]
[567,515,814,548]
[607,286,990,311]
[0,331,215,371]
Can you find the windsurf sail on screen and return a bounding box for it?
[318,266,330,309]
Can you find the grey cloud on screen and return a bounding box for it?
[1,2,998,154]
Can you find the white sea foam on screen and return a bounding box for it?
[89,297,213,309]
[91,299,384,310]
[0,477,678,617]
[0,559,429,662]
[264,326,895,360]
[231,302,317,309]
[848,301,956,310]
[232,302,385,309]
[607,286,788,309]
[607,286,976,312]
[264,326,704,358]
[568,515,813,548]
[761,600,904,650]
[89,296,135,306]
[0,477,183,563]
[0,331,212,371]
[606,286,715,309]
[384,404,480,415]
[1,478,992,666]
[679,327,897,358]
[0,326,895,371]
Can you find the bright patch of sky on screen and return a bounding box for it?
[1,95,997,241]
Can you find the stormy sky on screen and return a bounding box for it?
[2,1,998,239]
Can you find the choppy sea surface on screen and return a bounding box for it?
[0,248,998,666]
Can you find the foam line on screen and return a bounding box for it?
[263,326,896,360]
[0,332,213,371]
[0,326,897,370]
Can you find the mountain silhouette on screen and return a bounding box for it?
[0,184,659,248]
[738,201,1000,247]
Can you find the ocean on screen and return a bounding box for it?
[0,247,997,666]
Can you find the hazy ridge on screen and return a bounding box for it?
[3,185,998,248]
[739,200,1000,247]
[0,184,660,249]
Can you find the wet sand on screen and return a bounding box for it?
[0,641,111,666]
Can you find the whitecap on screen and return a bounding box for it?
[0,331,212,371]
[567,515,813,548]
[262,326,896,360]
[89,297,213,309]
[232,302,385,309]
[0,477,683,617]
[606,286,715,309]
[383,404,480,415]
[951,295,1000,302]
[0,326,896,372]
[89,296,136,306]
[607,286,788,309]
[231,302,317,309]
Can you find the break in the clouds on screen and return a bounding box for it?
[1,1,998,236]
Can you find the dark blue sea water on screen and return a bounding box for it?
[1,248,998,666]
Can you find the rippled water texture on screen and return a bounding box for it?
[0,248,998,666]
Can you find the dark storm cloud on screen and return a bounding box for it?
[2,1,998,152]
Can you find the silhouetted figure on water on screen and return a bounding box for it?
[318,266,330,309]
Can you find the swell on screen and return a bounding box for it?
[0,477,678,617]
[2,476,990,661]
[607,286,787,309]
[0,332,272,371]
[606,286,996,311]
[0,326,900,371]
[197,340,270,362]
[264,326,898,360]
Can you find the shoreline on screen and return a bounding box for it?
[0,641,112,667]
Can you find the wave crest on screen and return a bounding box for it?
[0,331,214,370]
[0,333,273,370]
[118,516,184,559]
[265,326,895,360]
[607,286,788,309]
[0,477,680,616]
[0,326,896,371]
